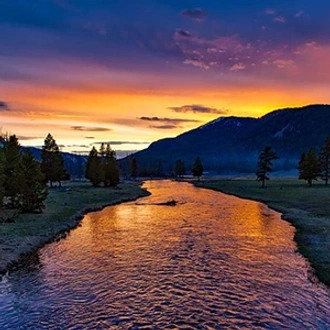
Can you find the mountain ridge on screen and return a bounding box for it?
[120,104,330,175]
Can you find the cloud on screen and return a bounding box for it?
[229,62,246,71]
[149,125,178,129]
[0,101,9,110]
[93,141,149,145]
[183,59,210,70]
[265,9,276,15]
[274,16,286,23]
[181,8,207,21]
[174,33,254,72]
[295,10,304,18]
[71,126,111,132]
[169,104,228,115]
[139,116,199,124]
[17,135,43,141]
[175,29,193,38]
[84,136,95,139]
[273,59,296,69]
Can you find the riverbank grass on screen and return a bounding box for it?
[194,178,330,287]
[0,181,150,275]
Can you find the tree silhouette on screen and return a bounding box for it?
[3,135,22,207]
[298,147,320,187]
[0,148,5,206]
[191,157,203,181]
[85,146,102,187]
[256,146,278,188]
[103,144,119,187]
[175,159,186,178]
[41,133,69,187]
[19,150,48,212]
[130,157,138,181]
[319,136,330,185]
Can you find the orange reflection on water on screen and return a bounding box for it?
[4,180,328,329]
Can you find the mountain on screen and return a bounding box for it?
[23,147,87,179]
[119,104,330,175]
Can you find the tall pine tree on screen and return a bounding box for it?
[130,157,138,181]
[41,133,69,187]
[19,151,48,213]
[191,157,203,181]
[3,135,22,207]
[256,146,278,188]
[175,159,186,178]
[85,146,102,187]
[103,144,119,187]
[298,147,320,187]
[0,149,5,206]
[319,136,330,185]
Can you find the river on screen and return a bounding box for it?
[0,180,329,329]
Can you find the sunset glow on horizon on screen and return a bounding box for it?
[2,1,330,156]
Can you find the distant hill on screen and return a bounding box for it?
[23,147,87,180]
[119,104,330,175]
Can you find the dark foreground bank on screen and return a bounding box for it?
[194,179,330,288]
[0,181,150,277]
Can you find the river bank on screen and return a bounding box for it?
[0,181,150,277]
[193,178,330,287]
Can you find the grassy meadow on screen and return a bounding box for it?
[194,178,330,287]
[0,181,150,276]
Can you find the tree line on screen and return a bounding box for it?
[85,143,119,187]
[126,156,204,181]
[256,136,330,187]
[0,133,69,213]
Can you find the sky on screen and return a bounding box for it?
[1,0,330,156]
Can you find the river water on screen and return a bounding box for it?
[0,180,329,329]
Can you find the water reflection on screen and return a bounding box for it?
[0,180,329,329]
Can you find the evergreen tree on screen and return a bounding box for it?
[0,149,5,206]
[191,157,203,181]
[130,157,138,181]
[85,146,102,187]
[18,151,48,213]
[103,144,119,187]
[41,133,69,187]
[256,146,278,188]
[175,159,186,178]
[298,147,321,187]
[3,135,22,207]
[319,136,330,185]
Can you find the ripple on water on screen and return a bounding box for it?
[0,180,329,329]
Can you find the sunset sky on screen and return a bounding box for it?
[1,1,330,156]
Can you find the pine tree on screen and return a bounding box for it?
[85,146,102,187]
[3,135,22,207]
[256,146,278,188]
[175,159,186,178]
[0,149,5,206]
[130,157,138,181]
[191,157,203,181]
[18,151,48,213]
[41,133,69,187]
[103,144,119,187]
[298,147,321,187]
[319,136,330,185]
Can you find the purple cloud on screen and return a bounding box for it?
[169,105,228,115]
[181,8,207,21]
[71,126,111,132]
[0,101,9,110]
[175,29,193,38]
[139,116,199,124]
[149,124,178,129]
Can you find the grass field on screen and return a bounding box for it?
[194,178,330,287]
[0,181,150,276]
